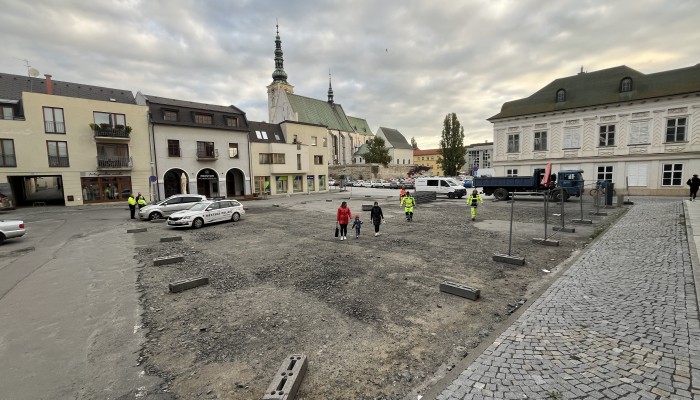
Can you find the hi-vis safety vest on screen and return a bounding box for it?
[127,196,136,206]
[402,197,415,208]
[467,194,482,207]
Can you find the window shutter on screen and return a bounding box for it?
[627,163,648,186]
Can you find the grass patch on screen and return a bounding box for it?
[589,227,606,240]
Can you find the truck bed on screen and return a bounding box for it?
[474,176,537,188]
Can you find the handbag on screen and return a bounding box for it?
[335,222,339,237]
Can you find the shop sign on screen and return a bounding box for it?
[80,171,127,177]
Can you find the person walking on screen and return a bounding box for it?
[351,214,363,239]
[466,189,484,221]
[687,174,700,201]
[127,193,137,219]
[336,201,352,240]
[370,201,385,236]
[401,192,416,221]
[399,186,407,203]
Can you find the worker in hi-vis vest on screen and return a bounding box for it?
[127,194,137,219]
[400,192,416,222]
[466,189,483,221]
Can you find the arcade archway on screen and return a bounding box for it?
[163,169,189,198]
[226,168,245,197]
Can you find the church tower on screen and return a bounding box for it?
[267,24,294,123]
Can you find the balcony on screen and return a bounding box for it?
[90,124,131,140]
[196,149,218,161]
[96,156,132,170]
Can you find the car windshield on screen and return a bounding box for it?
[188,203,211,211]
[445,178,459,186]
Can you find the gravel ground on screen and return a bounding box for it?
[133,193,625,399]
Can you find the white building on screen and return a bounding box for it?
[375,127,413,165]
[488,64,700,196]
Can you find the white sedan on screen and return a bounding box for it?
[0,219,25,243]
[167,200,245,229]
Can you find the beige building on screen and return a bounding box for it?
[249,120,329,195]
[0,73,151,206]
[489,64,700,195]
[413,149,443,175]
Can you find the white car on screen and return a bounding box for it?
[353,180,365,187]
[0,219,25,244]
[139,194,207,220]
[167,200,245,229]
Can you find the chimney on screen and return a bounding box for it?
[44,74,53,95]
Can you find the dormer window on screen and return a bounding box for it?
[163,109,178,121]
[556,89,566,103]
[620,78,633,92]
[194,113,213,125]
[225,116,238,127]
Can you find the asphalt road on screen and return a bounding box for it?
[0,205,167,400]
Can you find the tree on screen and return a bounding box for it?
[364,137,392,167]
[410,137,418,150]
[437,113,467,176]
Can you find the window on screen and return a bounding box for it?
[0,139,16,167]
[314,155,323,165]
[620,78,633,92]
[259,153,285,164]
[228,143,239,158]
[666,117,687,142]
[167,140,181,157]
[563,127,581,149]
[629,120,650,145]
[323,137,327,147]
[596,166,613,183]
[97,143,130,168]
[293,175,303,192]
[43,107,65,133]
[194,114,213,125]
[297,154,302,170]
[507,133,519,153]
[47,140,69,167]
[196,141,216,158]
[163,110,178,121]
[255,130,269,140]
[662,163,683,186]
[276,176,288,193]
[292,135,298,143]
[627,163,648,187]
[506,169,518,177]
[225,116,238,127]
[311,136,317,146]
[556,89,566,103]
[599,125,615,147]
[533,131,547,151]
[93,111,126,128]
[1,106,14,120]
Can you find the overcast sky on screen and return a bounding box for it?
[2,0,699,148]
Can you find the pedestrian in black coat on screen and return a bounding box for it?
[370,202,385,237]
[687,174,700,201]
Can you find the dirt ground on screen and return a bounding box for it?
[133,192,625,399]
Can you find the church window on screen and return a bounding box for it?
[556,89,566,103]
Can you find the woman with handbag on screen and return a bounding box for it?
[336,201,352,241]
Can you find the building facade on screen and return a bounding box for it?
[0,73,151,206]
[248,120,329,195]
[488,64,700,195]
[375,127,413,165]
[135,93,251,200]
[464,141,493,176]
[413,149,443,175]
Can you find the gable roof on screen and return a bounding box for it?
[414,149,440,156]
[247,121,286,143]
[354,143,369,156]
[286,93,354,132]
[140,94,248,131]
[0,73,135,104]
[377,127,412,150]
[489,64,700,121]
[347,116,373,136]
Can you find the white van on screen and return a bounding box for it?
[415,177,467,199]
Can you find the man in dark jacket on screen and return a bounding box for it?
[688,174,700,201]
[369,202,384,236]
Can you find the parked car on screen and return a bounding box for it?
[0,219,25,244]
[138,194,207,220]
[167,200,246,229]
[403,180,415,189]
[371,180,385,188]
[353,180,365,187]
[362,180,374,188]
[328,179,338,187]
[389,180,400,189]
[381,179,392,188]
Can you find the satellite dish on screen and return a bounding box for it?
[28,68,39,77]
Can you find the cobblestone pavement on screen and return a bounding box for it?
[435,198,700,400]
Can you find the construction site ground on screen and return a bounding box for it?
[134,190,625,399]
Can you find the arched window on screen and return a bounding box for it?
[620,77,633,92]
[556,89,566,103]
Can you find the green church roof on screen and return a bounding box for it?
[347,116,373,136]
[489,64,700,121]
[287,93,354,132]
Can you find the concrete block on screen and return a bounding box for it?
[590,211,608,216]
[169,276,209,293]
[493,254,525,265]
[361,204,373,211]
[553,226,575,233]
[439,281,480,300]
[531,238,560,246]
[263,354,308,400]
[572,219,593,224]
[153,255,185,266]
[127,228,147,233]
[325,199,332,202]
[160,236,182,242]
[149,218,166,223]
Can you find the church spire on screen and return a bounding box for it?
[327,70,334,104]
[272,24,288,83]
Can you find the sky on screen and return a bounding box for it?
[1,0,699,149]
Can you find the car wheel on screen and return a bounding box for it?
[0,233,5,244]
[494,188,509,201]
[148,212,162,221]
[448,193,455,199]
[192,218,204,229]
[231,212,240,222]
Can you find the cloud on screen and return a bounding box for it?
[1,0,698,150]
